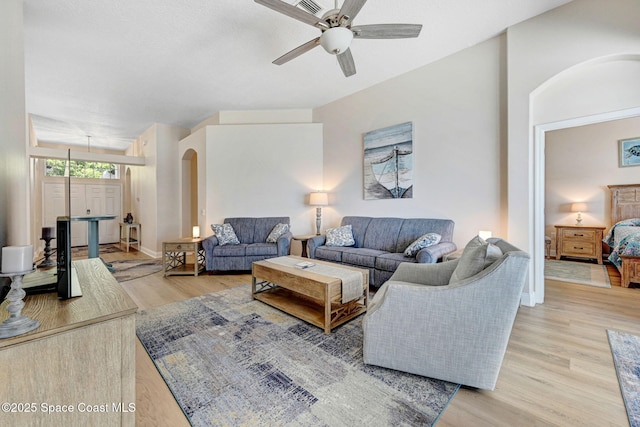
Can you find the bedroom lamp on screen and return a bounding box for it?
[571,202,588,226]
[309,192,329,235]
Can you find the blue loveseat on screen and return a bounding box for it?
[308,216,456,287]
[202,217,292,272]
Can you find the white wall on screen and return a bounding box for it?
[131,123,189,256]
[508,0,640,304]
[314,36,507,250]
[545,116,640,251]
[202,121,324,238]
[1,0,30,250]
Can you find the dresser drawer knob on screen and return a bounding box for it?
[177,244,182,249]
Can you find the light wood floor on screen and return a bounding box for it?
[105,249,640,426]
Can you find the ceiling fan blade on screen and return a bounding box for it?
[352,24,422,39]
[255,0,323,28]
[273,37,320,65]
[337,48,356,77]
[338,0,367,24]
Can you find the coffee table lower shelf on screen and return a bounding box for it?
[253,286,366,333]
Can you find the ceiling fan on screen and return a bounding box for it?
[255,0,422,77]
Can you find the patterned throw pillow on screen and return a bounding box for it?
[266,223,290,243]
[210,223,240,246]
[325,225,356,247]
[404,233,442,257]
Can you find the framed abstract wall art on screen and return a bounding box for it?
[619,137,640,167]
[363,122,413,200]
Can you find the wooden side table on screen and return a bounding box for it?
[554,225,605,264]
[119,222,140,252]
[162,237,206,276]
[292,234,316,258]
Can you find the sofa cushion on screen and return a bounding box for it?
[266,223,289,243]
[224,218,256,243]
[326,225,356,247]
[376,252,418,272]
[246,243,278,256]
[315,246,348,263]
[211,223,240,246]
[342,248,388,268]
[404,233,442,257]
[212,243,247,257]
[362,218,404,252]
[450,236,502,284]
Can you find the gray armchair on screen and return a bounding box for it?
[362,238,529,390]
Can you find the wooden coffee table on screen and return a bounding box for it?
[252,256,368,333]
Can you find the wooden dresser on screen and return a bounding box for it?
[0,258,138,427]
[555,225,606,264]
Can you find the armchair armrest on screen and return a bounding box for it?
[415,241,457,263]
[307,235,326,259]
[276,231,293,256]
[389,260,459,286]
[202,235,219,271]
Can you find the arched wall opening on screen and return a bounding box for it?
[181,149,198,237]
[531,55,640,303]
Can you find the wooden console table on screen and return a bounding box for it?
[0,258,138,427]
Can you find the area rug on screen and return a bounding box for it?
[607,330,640,427]
[136,286,460,426]
[544,259,611,288]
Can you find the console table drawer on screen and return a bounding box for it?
[165,242,190,252]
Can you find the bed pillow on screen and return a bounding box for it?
[449,236,502,284]
[210,223,240,246]
[404,233,441,257]
[266,223,290,243]
[325,225,356,247]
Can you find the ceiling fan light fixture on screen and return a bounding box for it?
[320,26,353,55]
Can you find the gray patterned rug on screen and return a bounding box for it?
[608,330,640,427]
[136,286,460,426]
[544,259,611,288]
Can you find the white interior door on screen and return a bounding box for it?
[43,182,121,247]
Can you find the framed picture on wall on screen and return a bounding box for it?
[363,122,414,200]
[619,136,640,167]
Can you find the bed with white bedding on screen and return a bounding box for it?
[605,184,640,287]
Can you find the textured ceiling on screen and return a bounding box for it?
[24,0,573,150]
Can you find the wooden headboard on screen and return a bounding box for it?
[609,184,640,225]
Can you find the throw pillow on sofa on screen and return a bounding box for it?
[210,223,240,246]
[404,233,442,257]
[325,225,356,247]
[266,223,290,243]
[449,235,502,283]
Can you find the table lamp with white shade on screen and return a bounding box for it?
[571,202,588,226]
[309,192,329,235]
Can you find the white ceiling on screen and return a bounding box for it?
[24,0,573,151]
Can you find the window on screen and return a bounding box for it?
[45,159,119,179]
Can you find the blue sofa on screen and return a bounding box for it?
[202,217,292,272]
[308,216,456,287]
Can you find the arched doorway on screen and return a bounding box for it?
[181,149,198,237]
[531,56,640,303]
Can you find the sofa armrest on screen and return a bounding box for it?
[389,260,459,286]
[276,231,293,256]
[307,235,326,259]
[202,235,219,271]
[415,241,457,263]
